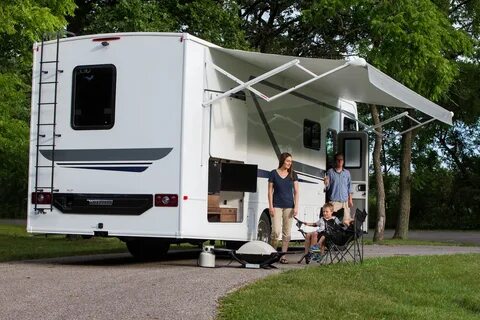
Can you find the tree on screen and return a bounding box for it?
[370,105,386,241]
[0,0,76,216]
[303,0,473,238]
[71,0,248,49]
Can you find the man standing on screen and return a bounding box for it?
[324,152,353,225]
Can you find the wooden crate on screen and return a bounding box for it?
[208,194,220,208]
[220,208,237,222]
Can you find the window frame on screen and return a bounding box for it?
[71,64,117,130]
[303,119,321,151]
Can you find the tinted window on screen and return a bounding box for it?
[303,119,321,150]
[343,117,357,131]
[326,129,337,169]
[72,64,116,130]
[344,138,362,168]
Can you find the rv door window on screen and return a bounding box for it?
[72,64,116,130]
[343,138,362,169]
[303,119,321,150]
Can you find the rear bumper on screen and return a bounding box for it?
[53,193,153,215]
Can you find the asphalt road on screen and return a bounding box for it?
[2,244,480,320]
[364,229,480,246]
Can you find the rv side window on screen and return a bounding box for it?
[343,117,357,131]
[303,119,321,150]
[343,138,362,169]
[326,129,337,169]
[71,64,116,130]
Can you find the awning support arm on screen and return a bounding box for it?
[405,113,421,124]
[366,111,409,131]
[203,59,300,106]
[267,62,350,102]
[203,59,351,106]
[391,118,436,137]
[352,118,384,138]
[357,110,435,139]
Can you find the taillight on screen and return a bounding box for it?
[154,194,178,207]
[31,192,52,204]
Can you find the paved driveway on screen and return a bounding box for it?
[1,245,480,320]
[365,229,480,246]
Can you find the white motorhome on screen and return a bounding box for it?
[28,33,452,258]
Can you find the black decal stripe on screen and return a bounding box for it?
[69,166,148,172]
[58,162,153,165]
[258,168,319,184]
[251,90,281,158]
[40,148,172,161]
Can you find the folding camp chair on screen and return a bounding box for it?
[295,208,346,264]
[322,208,367,265]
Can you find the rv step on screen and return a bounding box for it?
[36,165,54,168]
[41,60,58,64]
[39,81,57,84]
[38,123,56,126]
[39,102,57,105]
[37,144,55,147]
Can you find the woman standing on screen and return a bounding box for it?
[268,152,299,264]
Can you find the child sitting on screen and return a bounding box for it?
[301,202,341,263]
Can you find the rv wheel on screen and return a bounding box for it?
[257,212,271,243]
[126,239,170,260]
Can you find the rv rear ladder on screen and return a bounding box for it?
[33,32,62,213]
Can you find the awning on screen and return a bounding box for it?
[208,47,453,126]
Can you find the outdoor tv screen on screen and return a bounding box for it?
[220,163,258,192]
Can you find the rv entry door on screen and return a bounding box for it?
[337,131,368,228]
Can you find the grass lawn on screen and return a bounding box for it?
[0,224,127,262]
[217,254,480,320]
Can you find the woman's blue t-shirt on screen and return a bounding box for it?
[268,170,298,208]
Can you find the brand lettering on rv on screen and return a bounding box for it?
[86,199,113,206]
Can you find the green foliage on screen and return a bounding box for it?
[84,0,177,34]
[443,62,480,124]
[0,73,30,217]
[364,0,472,100]
[368,173,400,229]
[305,0,473,99]
[0,0,76,71]
[177,0,248,49]
[218,254,480,320]
[79,0,248,49]
[0,0,75,217]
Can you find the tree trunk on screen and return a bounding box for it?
[370,105,386,242]
[393,114,414,239]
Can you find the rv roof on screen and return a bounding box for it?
[211,47,453,125]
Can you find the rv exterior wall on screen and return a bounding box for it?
[28,34,185,237]
[27,33,362,244]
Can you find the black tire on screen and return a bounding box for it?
[257,211,271,244]
[126,238,170,261]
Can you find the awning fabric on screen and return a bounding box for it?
[210,47,453,125]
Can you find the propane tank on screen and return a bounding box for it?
[198,245,216,268]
